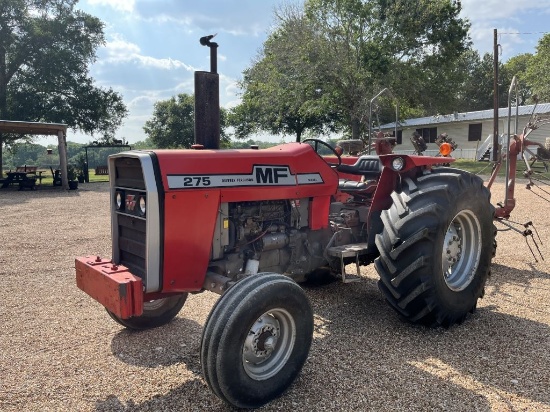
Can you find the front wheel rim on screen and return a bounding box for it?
[143,298,167,311]
[442,209,482,291]
[242,308,296,381]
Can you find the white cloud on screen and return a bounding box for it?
[461,0,549,21]
[224,23,265,38]
[135,55,194,71]
[174,79,195,94]
[101,34,195,71]
[104,34,140,58]
[128,95,158,110]
[138,13,199,27]
[461,0,550,59]
[224,80,239,97]
[87,0,135,13]
[224,98,241,109]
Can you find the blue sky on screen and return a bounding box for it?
[37,0,550,145]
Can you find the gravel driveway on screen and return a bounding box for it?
[0,180,549,411]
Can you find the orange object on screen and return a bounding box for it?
[439,142,452,157]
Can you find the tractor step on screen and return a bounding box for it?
[326,243,370,283]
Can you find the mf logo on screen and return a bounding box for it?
[254,166,293,185]
[125,194,136,211]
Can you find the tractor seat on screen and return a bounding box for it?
[338,179,377,196]
[336,155,381,180]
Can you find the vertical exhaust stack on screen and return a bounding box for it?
[195,34,220,149]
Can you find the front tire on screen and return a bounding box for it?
[107,294,188,330]
[375,168,496,327]
[201,273,313,409]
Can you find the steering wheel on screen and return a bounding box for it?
[302,138,342,168]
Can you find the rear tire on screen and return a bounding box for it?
[375,168,496,327]
[201,273,313,409]
[107,294,188,330]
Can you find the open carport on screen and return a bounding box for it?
[0,120,69,189]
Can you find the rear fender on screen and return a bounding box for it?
[379,154,454,170]
[368,154,443,234]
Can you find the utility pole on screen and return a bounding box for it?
[492,28,499,162]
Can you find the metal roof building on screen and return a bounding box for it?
[378,103,550,158]
[380,103,550,129]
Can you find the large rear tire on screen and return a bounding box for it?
[107,294,188,330]
[201,273,313,409]
[375,168,496,327]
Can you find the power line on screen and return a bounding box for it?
[498,31,550,35]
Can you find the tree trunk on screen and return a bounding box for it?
[0,46,7,174]
[351,116,361,140]
[58,130,69,190]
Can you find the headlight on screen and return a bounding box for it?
[391,157,405,171]
[115,191,124,210]
[139,196,146,216]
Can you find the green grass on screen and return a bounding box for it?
[27,159,548,186]
[37,172,109,186]
[451,159,550,179]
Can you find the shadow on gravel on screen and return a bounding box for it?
[305,280,550,409]
[489,263,550,291]
[110,317,203,371]
[96,273,548,411]
[94,380,223,412]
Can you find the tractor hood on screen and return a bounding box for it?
[148,142,340,202]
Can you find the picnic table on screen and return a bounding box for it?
[1,171,37,190]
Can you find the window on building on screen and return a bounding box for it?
[468,123,482,141]
[387,130,403,145]
[415,127,438,143]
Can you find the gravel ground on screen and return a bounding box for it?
[0,179,549,411]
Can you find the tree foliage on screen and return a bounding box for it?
[0,0,128,169]
[452,51,501,111]
[305,0,471,138]
[229,5,339,142]
[524,34,550,102]
[143,93,229,149]
[502,53,532,105]
[232,0,470,141]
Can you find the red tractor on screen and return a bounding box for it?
[76,141,497,407]
[75,42,547,409]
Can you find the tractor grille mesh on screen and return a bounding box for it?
[114,157,147,279]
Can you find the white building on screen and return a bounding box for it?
[379,103,550,159]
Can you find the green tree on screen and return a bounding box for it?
[130,138,155,150]
[229,139,278,149]
[524,34,550,102]
[143,93,229,149]
[451,51,533,113]
[303,0,470,139]
[0,0,127,170]
[234,0,470,142]
[502,53,532,105]
[454,51,498,111]
[3,142,43,168]
[230,5,339,142]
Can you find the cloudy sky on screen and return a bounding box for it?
[37,0,550,145]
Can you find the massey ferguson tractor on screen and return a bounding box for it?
[75,40,548,408]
